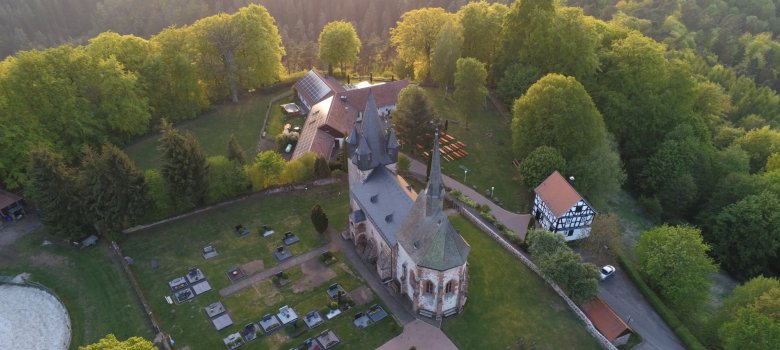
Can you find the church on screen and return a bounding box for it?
[345,90,470,319]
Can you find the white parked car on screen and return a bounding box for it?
[599,265,616,280]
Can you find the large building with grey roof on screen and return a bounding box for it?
[346,93,469,319]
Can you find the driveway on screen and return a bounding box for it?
[597,267,685,350]
[377,319,458,350]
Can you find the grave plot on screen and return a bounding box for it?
[282,231,300,246]
[276,305,298,325]
[367,304,388,322]
[204,301,233,331]
[226,266,246,282]
[202,245,219,260]
[222,332,244,350]
[239,323,261,342]
[316,329,340,349]
[352,312,371,329]
[260,225,275,237]
[234,224,251,238]
[301,337,324,350]
[273,245,293,261]
[303,311,324,329]
[258,314,281,333]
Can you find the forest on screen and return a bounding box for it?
[3,1,780,348]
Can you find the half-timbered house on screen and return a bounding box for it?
[532,171,597,241]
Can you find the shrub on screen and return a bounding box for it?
[206,156,250,203]
[397,154,411,172]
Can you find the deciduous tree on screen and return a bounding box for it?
[318,21,361,76]
[453,57,488,127]
[519,146,566,189]
[636,225,717,312]
[512,73,607,162]
[581,213,623,258]
[80,334,155,350]
[458,1,508,69]
[206,156,249,203]
[430,19,462,91]
[245,150,286,190]
[390,8,453,81]
[710,192,780,279]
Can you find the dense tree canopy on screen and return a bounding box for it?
[710,192,780,279]
[158,120,208,210]
[80,334,155,350]
[512,73,606,162]
[453,57,488,126]
[519,146,566,189]
[318,21,361,75]
[457,1,508,70]
[636,225,718,312]
[390,7,453,80]
[28,148,88,239]
[430,19,463,89]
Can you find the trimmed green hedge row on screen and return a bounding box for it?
[616,255,707,350]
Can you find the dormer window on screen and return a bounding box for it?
[385,214,393,222]
[370,194,378,203]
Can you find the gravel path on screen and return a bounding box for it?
[0,284,71,350]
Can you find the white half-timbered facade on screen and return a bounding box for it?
[532,171,597,241]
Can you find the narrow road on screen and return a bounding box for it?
[407,157,531,239]
[599,271,685,350]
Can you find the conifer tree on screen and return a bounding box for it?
[158,120,208,209]
[81,144,149,233]
[311,204,329,234]
[227,134,248,165]
[314,156,331,178]
[28,148,87,239]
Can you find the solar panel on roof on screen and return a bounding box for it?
[300,71,332,104]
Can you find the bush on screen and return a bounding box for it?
[397,154,411,172]
[206,156,250,203]
[275,132,299,152]
[638,196,662,222]
[331,169,344,177]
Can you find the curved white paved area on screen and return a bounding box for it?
[0,284,71,350]
[378,319,458,350]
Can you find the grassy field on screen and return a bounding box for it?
[0,229,151,349]
[119,182,400,349]
[125,91,285,170]
[443,216,601,350]
[421,88,531,212]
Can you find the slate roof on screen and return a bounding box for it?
[350,166,413,246]
[534,171,589,218]
[397,133,469,271]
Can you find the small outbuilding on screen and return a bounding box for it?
[581,297,633,346]
[0,189,25,222]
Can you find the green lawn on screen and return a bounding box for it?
[125,91,282,170]
[421,88,531,212]
[265,94,307,149]
[0,230,151,349]
[443,216,601,350]
[119,182,400,349]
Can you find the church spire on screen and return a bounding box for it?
[426,130,444,215]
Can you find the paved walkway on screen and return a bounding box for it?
[328,229,416,325]
[219,245,328,297]
[407,157,532,239]
[377,319,458,350]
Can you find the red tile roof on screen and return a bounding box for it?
[581,297,632,343]
[292,80,409,161]
[534,170,584,218]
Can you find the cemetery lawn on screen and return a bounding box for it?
[421,88,531,212]
[0,229,151,349]
[125,91,279,170]
[443,216,601,350]
[120,182,401,349]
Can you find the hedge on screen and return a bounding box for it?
[617,255,707,350]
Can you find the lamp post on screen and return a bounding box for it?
[491,186,494,198]
[464,169,468,182]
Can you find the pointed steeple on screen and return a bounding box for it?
[425,130,444,215]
